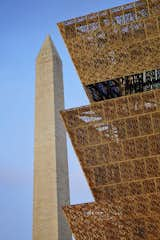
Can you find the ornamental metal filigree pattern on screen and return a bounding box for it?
[58,1,160,239]
[63,197,160,240]
[58,0,160,87]
[61,89,160,203]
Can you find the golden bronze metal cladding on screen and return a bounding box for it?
[63,198,160,240]
[58,0,160,85]
[58,1,160,238]
[61,89,160,202]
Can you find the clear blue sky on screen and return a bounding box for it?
[0,0,133,239]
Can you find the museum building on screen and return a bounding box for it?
[58,0,160,239]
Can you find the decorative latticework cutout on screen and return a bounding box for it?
[58,1,160,238]
[63,196,160,240]
[58,0,160,87]
[61,89,160,203]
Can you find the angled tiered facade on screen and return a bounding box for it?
[58,0,160,239]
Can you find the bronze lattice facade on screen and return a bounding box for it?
[58,0,160,85]
[58,0,160,239]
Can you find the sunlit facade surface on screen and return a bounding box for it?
[61,89,160,203]
[58,0,160,88]
[58,1,160,239]
[63,199,160,239]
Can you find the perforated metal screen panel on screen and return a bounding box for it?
[58,1,160,238]
[61,90,160,203]
[63,199,160,240]
[58,0,160,86]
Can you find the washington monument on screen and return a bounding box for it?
[32,36,71,240]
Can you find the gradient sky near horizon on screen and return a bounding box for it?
[0,0,133,239]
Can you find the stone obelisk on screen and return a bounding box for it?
[33,36,71,240]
